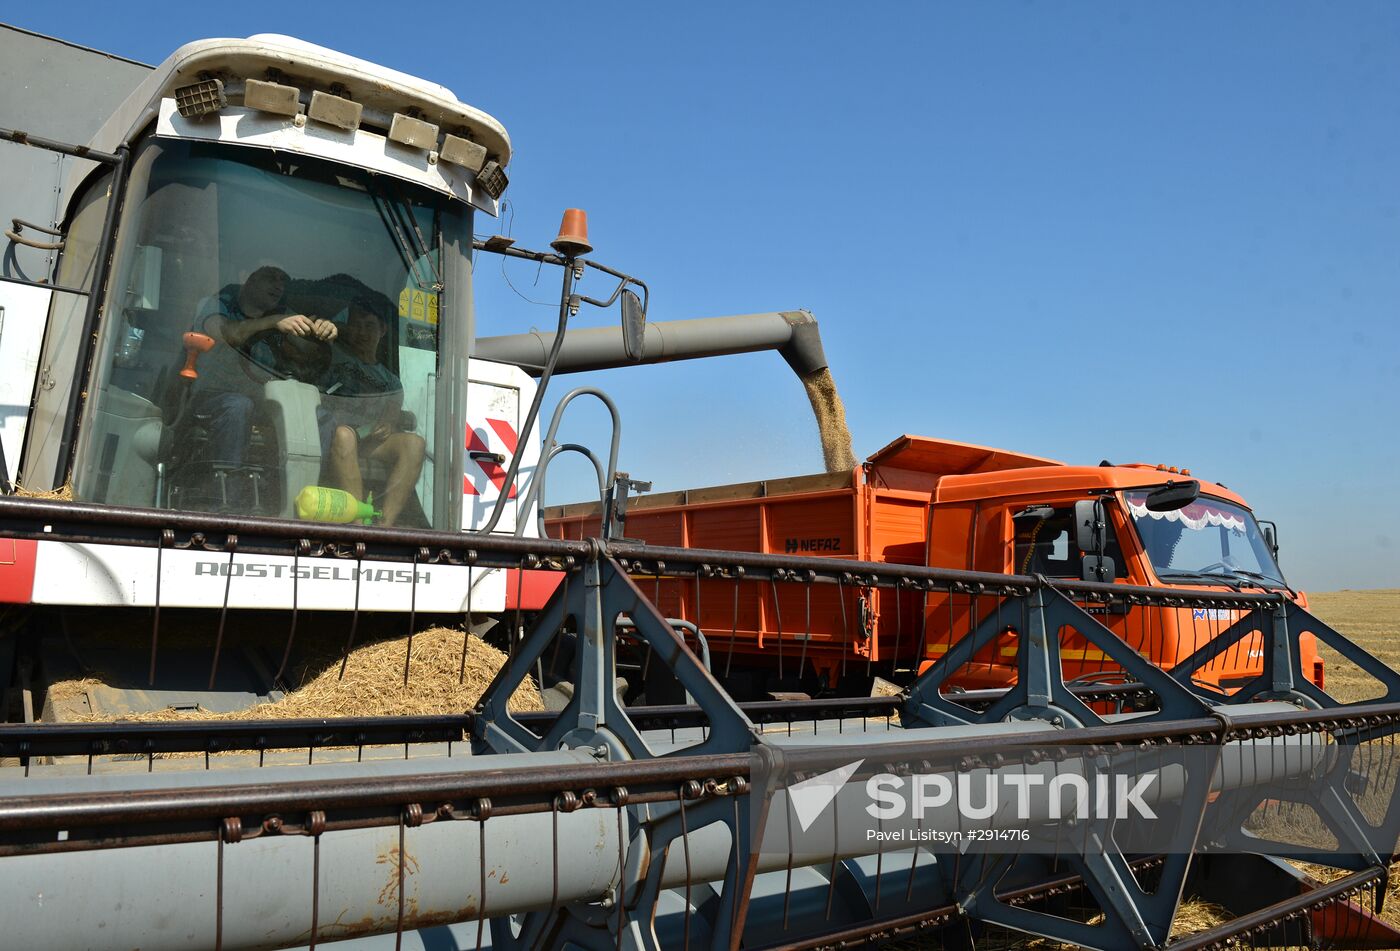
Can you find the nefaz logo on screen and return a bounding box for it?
[784,537,843,554]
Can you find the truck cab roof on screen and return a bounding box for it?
[869,435,1245,508]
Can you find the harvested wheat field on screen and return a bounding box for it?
[1307,588,1400,704]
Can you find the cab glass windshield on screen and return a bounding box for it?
[72,138,472,529]
[1125,492,1285,586]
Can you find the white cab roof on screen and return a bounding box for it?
[86,34,511,166]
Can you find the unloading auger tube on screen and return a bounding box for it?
[475,310,858,473]
[1,497,1399,950]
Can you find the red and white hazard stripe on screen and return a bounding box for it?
[463,417,519,498]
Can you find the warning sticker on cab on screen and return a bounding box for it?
[399,287,440,324]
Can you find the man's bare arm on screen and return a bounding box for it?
[205,312,335,348]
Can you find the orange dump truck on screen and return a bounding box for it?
[546,435,1322,699]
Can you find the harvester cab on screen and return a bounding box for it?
[4,31,652,531]
[0,29,665,625]
[10,34,539,535]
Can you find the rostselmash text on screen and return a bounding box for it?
[194,562,431,583]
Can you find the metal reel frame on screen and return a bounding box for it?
[474,552,766,950]
[904,584,1211,729]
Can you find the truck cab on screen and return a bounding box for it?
[920,449,1321,694]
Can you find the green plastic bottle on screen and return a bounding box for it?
[295,486,379,525]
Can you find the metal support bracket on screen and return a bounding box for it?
[904,584,1211,729]
[1170,601,1400,708]
[959,739,1223,950]
[1204,725,1400,876]
[473,552,757,760]
[605,472,652,541]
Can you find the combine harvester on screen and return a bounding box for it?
[0,24,1398,951]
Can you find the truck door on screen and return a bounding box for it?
[966,501,1133,692]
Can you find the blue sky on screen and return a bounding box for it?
[9,3,1399,590]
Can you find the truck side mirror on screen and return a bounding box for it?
[1082,554,1115,583]
[1144,479,1199,512]
[620,287,646,361]
[1074,498,1103,556]
[1260,519,1279,558]
[1075,497,1114,582]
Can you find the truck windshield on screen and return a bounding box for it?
[1125,491,1286,586]
[71,137,472,529]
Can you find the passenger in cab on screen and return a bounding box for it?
[322,298,425,527]
[191,264,338,507]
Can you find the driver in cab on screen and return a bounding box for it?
[190,264,337,506]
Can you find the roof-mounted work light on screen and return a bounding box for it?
[389,113,439,151]
[244,78,301,117]
[475,160,509,201]
[173,78,227,118]
[308,90,362,131]
[440,133,487,173]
